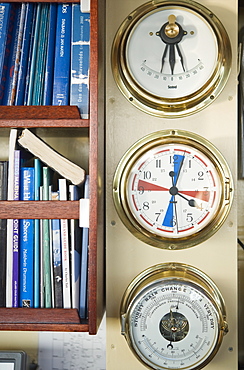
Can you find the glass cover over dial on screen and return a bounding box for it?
[113,130,233,249]
[121,263,229,370]
[111,0,232,117]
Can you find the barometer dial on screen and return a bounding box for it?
[113,130,233,249]
[111,0,232,117]
[121,263,228,370]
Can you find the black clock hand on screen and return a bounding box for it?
[177,192,197,207]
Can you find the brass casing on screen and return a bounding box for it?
[111,0,232,118]
[121,262,228,370]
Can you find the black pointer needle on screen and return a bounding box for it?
[161,44,169,73]
[169,44,176,75]
[176,44,185,72]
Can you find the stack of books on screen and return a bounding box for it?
[0,2,90,118]
[1,128,89,319]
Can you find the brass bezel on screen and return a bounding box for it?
[111,0,232,118]
[113,129,233,249]
[120,262,228,370]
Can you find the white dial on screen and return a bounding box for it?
[113,130,233,249]
[111,0,232,117]
[121,263,228,370]
[126,142,221,239]
[126,7,217,99]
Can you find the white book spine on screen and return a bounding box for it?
[59,178,71,308]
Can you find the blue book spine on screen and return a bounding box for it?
[2,3,25,105]
[34,158,42,308]
[70,6,90,118]
[0,4,18,104]
[52,3,72,106]
[26,3,41,105]
[23,4,37,105]
[42,3,57,105]
[0,3,11,85]
[15,3,35,105]
[12,150,20,307]
[19,167,35,308]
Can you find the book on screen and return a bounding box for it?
[34,158,42,308]
[32,3,49,105]
[23,4,38,105]
[26,3,41,105]
[51,191,63,308]
[6,128,18,307]
[0,160,8,307]
[19,167,35,308]
[2,3,25,105]
[39,184,44,308]
[79,175,89,318]
[52,3,72,106]
[59,178,71,309]
[0,4,19,104]
[70,6,90,118]
[42,3,57,105]
[18,129,85,185]
[12,149,21,307]
[42,166,52,308]
[69,184,82,309]
[0,3,11,99]
[15,3,36,105]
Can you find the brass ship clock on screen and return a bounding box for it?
[111,0,232,117]
[113,130,233,249]
[121,263,229,370]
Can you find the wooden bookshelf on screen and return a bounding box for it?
[0,0,105,334]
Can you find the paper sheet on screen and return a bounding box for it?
[38,315,106,370]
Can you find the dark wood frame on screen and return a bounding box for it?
[0,0,105,334]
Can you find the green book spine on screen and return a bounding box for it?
[42,167,52,308]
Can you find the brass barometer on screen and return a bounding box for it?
[113,130,233,249]
[121,262,229,370]
[111,0,232,117]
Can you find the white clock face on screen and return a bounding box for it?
[111,0,232,117]
[129,280,219,370]
[113,130,233,249]
[126,7,218,99]
[126,142,221,239]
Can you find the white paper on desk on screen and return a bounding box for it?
[38,315,106,370]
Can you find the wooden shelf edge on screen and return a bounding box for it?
[0,106,89,128]
[0,323,89,332]
[0,0,79,3]
[0,119,89,128]
[0,308,89,332]
[0,201,80,219]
